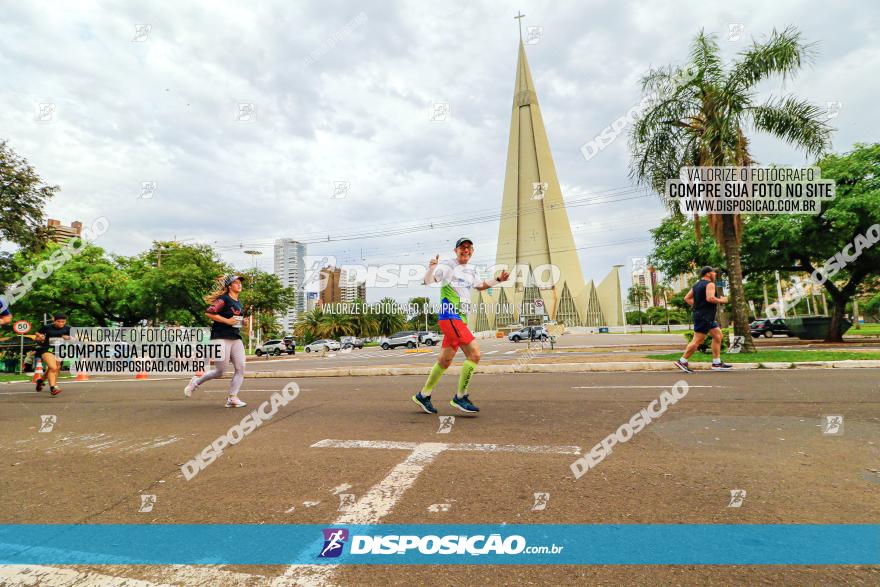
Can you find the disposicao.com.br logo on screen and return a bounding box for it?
[318,528,563,557]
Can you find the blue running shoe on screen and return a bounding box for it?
[451,395,479,413]
[412,392,437,414]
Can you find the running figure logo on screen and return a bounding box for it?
[532,182,548,200]
[728,335,744,354]
[319,528,349,558]
[138,494,156,513]
[337,494,356,512]
[728,489,746,508]
[532,492,550,511]
[822,415,844,435]
[39,415,57,433]
[437,415,455,434]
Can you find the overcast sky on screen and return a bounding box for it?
[2,0,877,302]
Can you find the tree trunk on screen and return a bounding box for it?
[720,215,756,352]
[826,294,847,343]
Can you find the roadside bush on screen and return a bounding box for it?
[683,327,731,354]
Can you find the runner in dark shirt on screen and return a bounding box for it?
[34,313,72,395]
[675,266,732,373]
[184,275,249,408]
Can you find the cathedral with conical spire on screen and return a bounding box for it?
[469,30,623,330]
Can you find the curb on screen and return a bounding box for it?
[248,360,880,378]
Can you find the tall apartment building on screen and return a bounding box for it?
[630,257,656,310]
[46,219,82,243]
[320,266,367,305]
[273,239,307,334]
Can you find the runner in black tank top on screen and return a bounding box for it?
[674,266,732,373]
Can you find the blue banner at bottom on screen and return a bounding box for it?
[0,524,877,565]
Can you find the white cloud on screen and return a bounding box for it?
[1,0,876,300]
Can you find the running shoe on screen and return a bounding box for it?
[50,386,62,396]
[412,392,437,414]
[674,359,694,374]
[35,378,44,393]
[711,362,733,371]
[451,395,479,413]
[184,376,199,397]
[225,396,247,408]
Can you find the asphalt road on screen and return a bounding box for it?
[1,369,878,585]
[245,332,880,370]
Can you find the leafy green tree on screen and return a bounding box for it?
[0,140,58,253]
[406,296,437,330]
[648,216,721,278]
[239,268,297,340]
[627,284,650,332]
[742,143,880,340]
[631,27,833,352]
[121,241,228,326]
[6,244,130,326]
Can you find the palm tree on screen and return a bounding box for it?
[321,311,356,340]
[631,27,832,352]
[654,282,674,333]
[348,300,379,338]
[374,297,406,336]
[293,307,325,343]
[627,284,650,332]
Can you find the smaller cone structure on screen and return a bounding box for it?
[32,359,43,383]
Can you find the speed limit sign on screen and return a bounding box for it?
[534,299,545,316]
[13,320,31,335]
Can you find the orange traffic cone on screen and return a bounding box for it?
[75,372,90,381]
[32,359,43,383]
[135,372,149,380]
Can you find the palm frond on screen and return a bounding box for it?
[726,26,816,93]
[747,95,833,157]
[689,30,724,85]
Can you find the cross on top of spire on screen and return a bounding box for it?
[514,11,525,41]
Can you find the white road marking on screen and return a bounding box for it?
[484,350,499,355]
[571,385,720,389]
[331,483,352,495]
[0,565,159,586]
[504,350,517,355]
[275,438,580,586]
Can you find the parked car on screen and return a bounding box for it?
[749,318,793,338]
[381,331,419,350]
[304,339,341,352]
[416,331,441,346]
[508,326,549,342]
[340,336,364,349]
[254,339,295,356]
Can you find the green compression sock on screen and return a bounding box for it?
[457,360,477,398]
[421,362,447,396]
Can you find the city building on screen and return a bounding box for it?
[319,266,343,305]
[320,266,366,304]
[273,239,306,334]
[46,219,82,243]
[631,258,657,310]
[469,38,623,331]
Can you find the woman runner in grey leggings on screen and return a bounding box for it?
[184,274,248,407]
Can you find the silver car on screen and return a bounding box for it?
[381,331,419,350]
[304,339,341,353]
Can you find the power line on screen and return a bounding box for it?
[206,187,654,251]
